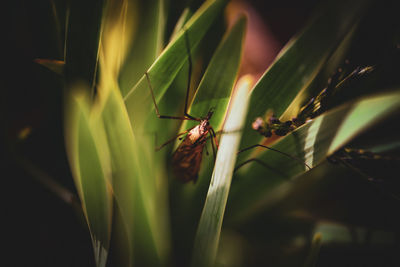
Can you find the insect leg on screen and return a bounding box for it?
[210,127,219,149]
[145,72,194,121]
[237,144,311,170]
[203,128,242,149]
[204,140,210,156]
[234,158,289,178]
[209,130,216,162]
[155,125,196,151]
[211,128,243,138]
[182,30,198,121]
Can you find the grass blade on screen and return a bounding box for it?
[64,86,112,267]
[328,93,400,153]
[168,16,246,266]
[178,15,247,140]
[118,0,165,96]
[191,75,253,267]
[99,85,170,266]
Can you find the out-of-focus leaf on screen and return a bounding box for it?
[228,92,400,223]
[314,223,395,245]
[64,86,112,267]
[65,0,171,264]
[98,87,138,265]
[169,8,192,41]
[97,0,137,93]
[303,232,322,267]
[98,84,170,266]
[119,0,165,96]
[97,1,170,257]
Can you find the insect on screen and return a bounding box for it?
[252,63,375,139]
[145,31,217,183]
[236,63,374,174]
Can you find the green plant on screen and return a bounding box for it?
[20,0,400,266]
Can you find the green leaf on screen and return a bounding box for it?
[123,0,228,126]
[64,86,112,267]
[174,14,246,210]
[228,91,400,223]
[100,86,170,266]
[99,88,137,265]
[328,94,400,153]
[239,0,371,153]
[169,7,192,42]
[119,0,165,96]
[191,75,252,267]
[178,15,247,137]
[167,16,246,266]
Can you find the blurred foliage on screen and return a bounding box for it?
[5,0,400,266]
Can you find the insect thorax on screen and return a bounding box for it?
[188,120,210,144]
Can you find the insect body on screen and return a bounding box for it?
[237,64,374,173]
[146,31,217,183]
[252,115,294,138]
[171,111,214,183]
[252,64,375,139]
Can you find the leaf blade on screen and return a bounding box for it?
[64,87,112,267]
[191,75,253,267]
[123,0,229,126]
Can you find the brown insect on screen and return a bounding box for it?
[251,63,375,140]
[145,31,217,183]
[235,63,376,174]
[170,110,216,183]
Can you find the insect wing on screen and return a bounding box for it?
[172,137,205,183]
